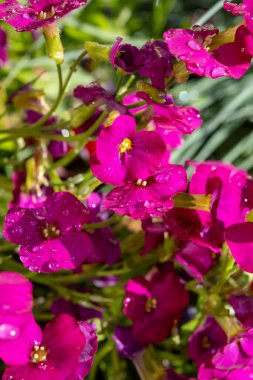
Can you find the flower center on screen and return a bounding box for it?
[31,345,48,363]
[201,336,211,349]
[42,225,60,239]
[38,7,56,20]
[119,138,132,154]
[145,297,157,313]
[136,179,148,187]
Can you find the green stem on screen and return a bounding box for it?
[31,51,87,129]
[83,214,120,230]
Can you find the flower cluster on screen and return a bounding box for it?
[1,0,253,379]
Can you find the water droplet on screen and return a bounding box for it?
[0,324,20,340]
[48,261,60,271]
[187,40,201,51]
[210,66,228,78]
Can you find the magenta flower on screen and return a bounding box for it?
[0,272,39,365]
[91,115,166,186]
[124,268,189,344]
[190,161,246,228]
[188,317,227,367]
[102,165,187,220]
[0,27,7,66]
[4,192,93,273]
[164,25,253,79]
[165,206,223,252]
[198,328,253,380]
[225,222,253,273]
[147,94,203,135]
[224,0,253,36]
[0,0,88,32]
[124,92,202,149]
[166,161,249,253]
[2,314,97,380]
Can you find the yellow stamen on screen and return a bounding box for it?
[145,297,157,313]
[119,138,132,154]
[31,345,48,363]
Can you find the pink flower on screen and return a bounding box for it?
[102,165,188,220]
[165,161,248,252]
[198,328,253,379]
[0,0,88,32]
[91,115,166,186]
[224,0,253,36]
[2,314,97,380]
[225,222,253,273]
[0,272,39,365]
[124,267,189,344]
[164,25,253,79]
[4,192,93,273]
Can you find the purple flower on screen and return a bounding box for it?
[188,317,227,367]
[110,39,173,90]
[124,268,189,344]
[175,243,215,283]
[85,192,121,265]
[4,192,93,273]
[164,25,253,79]
[91,115,166,186]
[138,40,173,90]
[2,314,97,380]
[229,295,253,328]
[113,327,143,359]
[110,37,144,73]
[102,165,187,220]
[73,82,127,114]
[75,321,98,379]
[0,0,88,32]
[198,328,253,379]
[0,27,7,66]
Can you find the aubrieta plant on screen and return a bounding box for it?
[1,0,253,379]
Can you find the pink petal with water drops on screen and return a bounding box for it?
[44,192,89,233]
[19,231,93,273]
